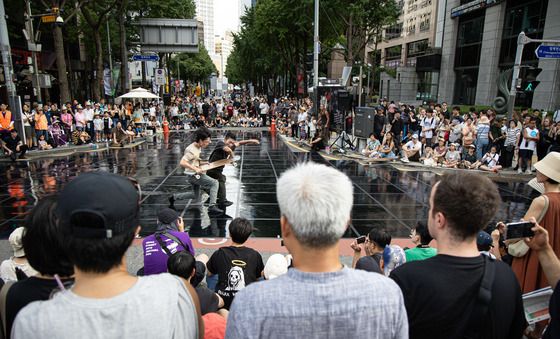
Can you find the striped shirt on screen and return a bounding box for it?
[226,267,408,339]
[505,128,520,146]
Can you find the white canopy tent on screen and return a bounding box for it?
[118,87,159,99]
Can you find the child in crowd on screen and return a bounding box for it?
[420,147,436,167]
[461,144,478,169]
[443,143,461,168]
[308,118,317,141]
[103,112,113,142]
[37,134,52,150]
[93,114,104,142]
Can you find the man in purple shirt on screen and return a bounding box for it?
[143,208,195,275]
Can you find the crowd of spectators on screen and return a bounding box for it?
[357,102,560,174]
[0,153,557,338]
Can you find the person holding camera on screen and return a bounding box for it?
[512,152,560,294]
[390,172,524,339]
[350,229,391,274]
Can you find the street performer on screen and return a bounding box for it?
[207,132,260,208]
[170,128,223,216]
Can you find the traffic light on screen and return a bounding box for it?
[520,67,542,93]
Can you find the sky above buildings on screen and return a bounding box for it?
[215,0,240,37]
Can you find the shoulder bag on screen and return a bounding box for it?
[508,195,549,257]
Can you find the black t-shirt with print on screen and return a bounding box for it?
[390,254,524,339]
[207,246,264,309]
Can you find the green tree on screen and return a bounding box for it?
[170,44,217,84]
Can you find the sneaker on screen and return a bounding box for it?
[517,168,523,174]
[525,170,532,175]
[218,200,234,207]
[208,205,224,216]
[400,157,410,163]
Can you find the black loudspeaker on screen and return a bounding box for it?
[354,107,376,138]
[163,94,171,106]
[336,90,352,111]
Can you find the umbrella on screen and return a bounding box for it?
[118,87,159,99]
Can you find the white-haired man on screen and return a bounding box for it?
[225,162,407,339]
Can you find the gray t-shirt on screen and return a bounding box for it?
[12,273,198,339]
[225,267,408,339]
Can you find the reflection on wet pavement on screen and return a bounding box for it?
[0,130,539,238]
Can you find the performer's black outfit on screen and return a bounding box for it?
[207,141,235,207]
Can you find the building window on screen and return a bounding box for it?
[419,17,430,32]
[454,15,484,68]
[385,45,402,61]
[417,71,439,102]
[407,24,416,35]
[454,68,478,105]
[385,23,403,40]
[407,39,430,58]
[499,0,548,67]
[420,0,431,8]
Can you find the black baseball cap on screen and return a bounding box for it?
[56,172,140,239]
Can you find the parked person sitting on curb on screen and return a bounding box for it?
[1,129,27,161]
[142,208,195,276]
[442,143,461,168]
[405,222,437,262]
[461,144,477,169]
[470,146,502,173]
[362,133,381,158]
[400,134,421,163]
[207,217,264,310]
[1,196,74,339]
[12,172,204,339]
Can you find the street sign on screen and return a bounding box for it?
[155,68,165,85]
[535,45,560,59]
[132,54,159,62]
[41,15,56,23]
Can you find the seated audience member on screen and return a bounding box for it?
[263,254,289,280]
[351,229,391,274]
[525,221,560,339]
[202,313,227,339]
[167,251,224,315]
[71,130,91,145]
[207,218,264,310]
[461,144,478,169]
[362,133,380,158]
[433,138,447,163]
[378,132,397,159]
[12,172,203,339]
[443,143,461,168]
[400,134,421,162]
[226,163,408,338]
[476,145,502,172]
[382,245,406,276]
[2,196,74,339]
[37,134,52,150]
[405,222,437,262]
[390,172,524,339]
[142,208,195,275]
[420,147,436,167]
[1,130,27,161]
[0,227,37,282]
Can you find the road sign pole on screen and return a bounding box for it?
[508,32,528,120]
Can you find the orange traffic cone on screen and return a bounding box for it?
[270,118,276,133]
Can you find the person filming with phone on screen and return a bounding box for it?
[512,152,560,294]
[350,229,392,274]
